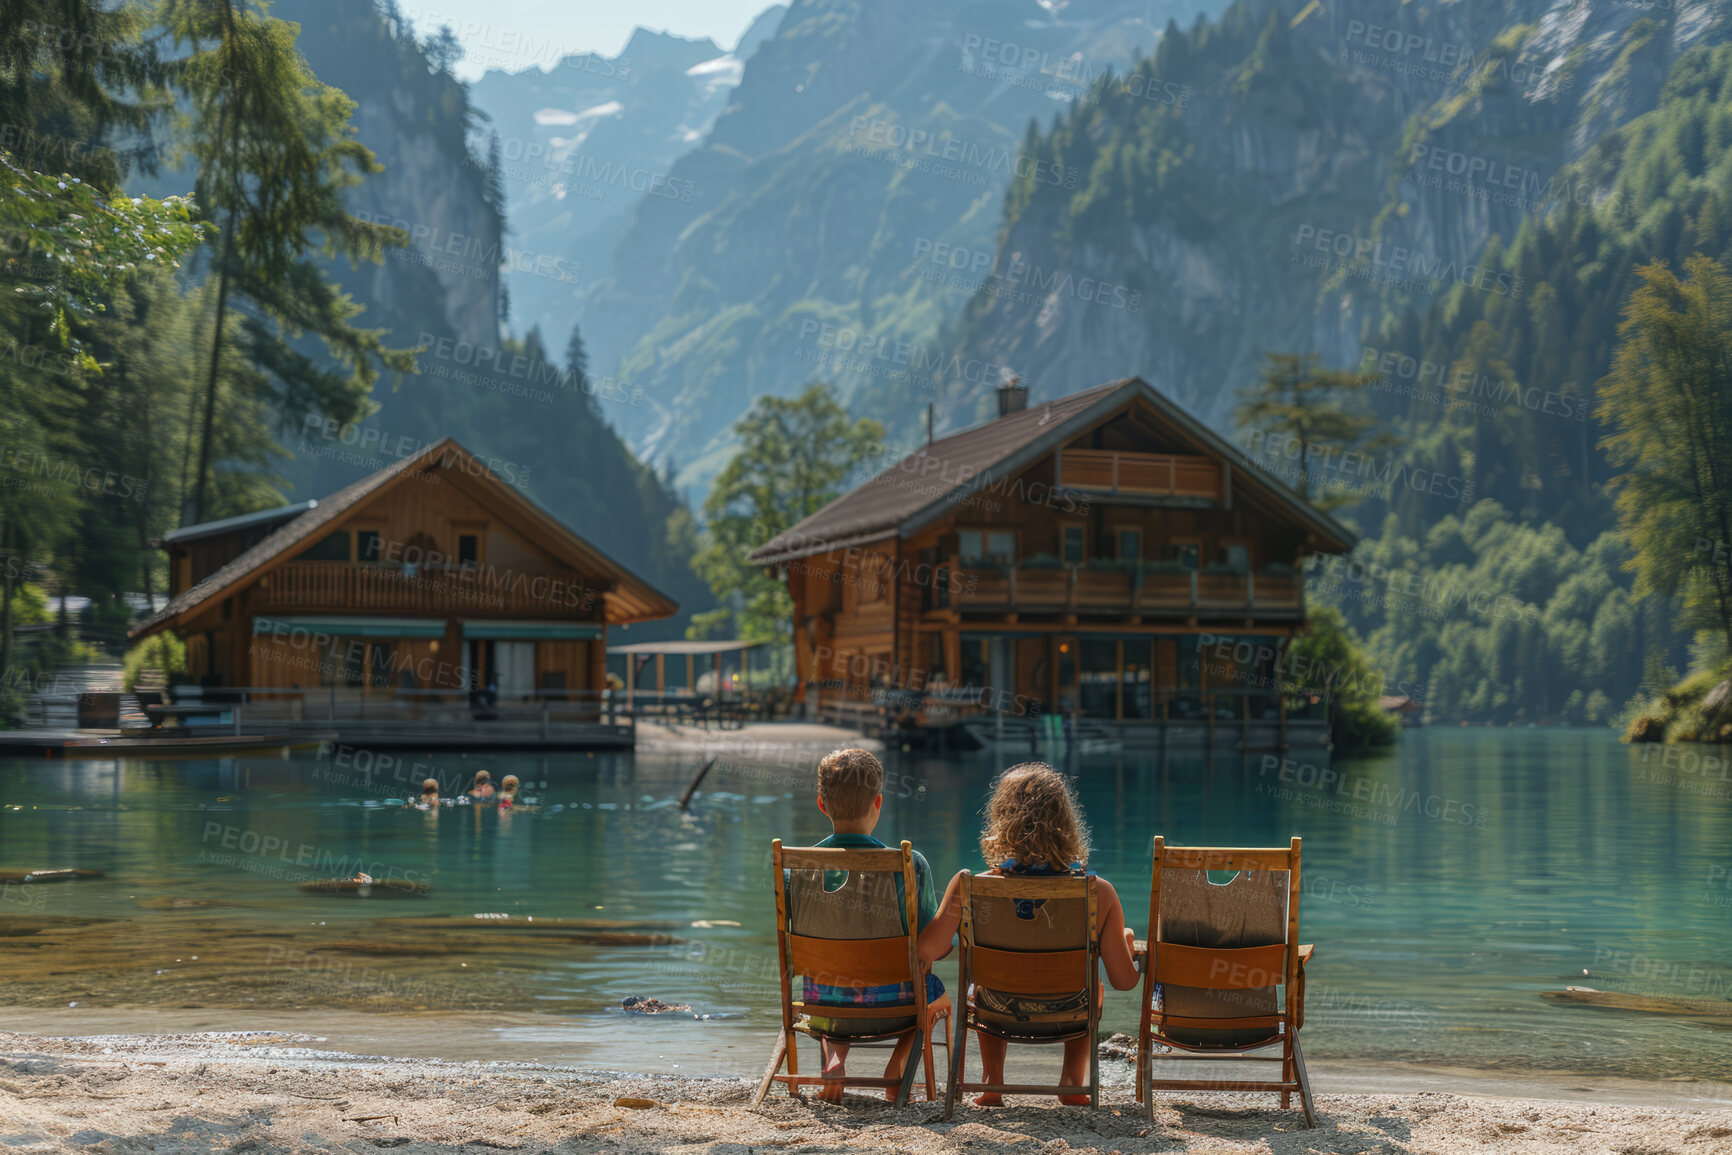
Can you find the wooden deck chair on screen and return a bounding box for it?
[1134,836,1316,1127]
[943,870,1102,1117]
[755,839,952,1106]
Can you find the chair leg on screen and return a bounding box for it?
[753,1028,787,1107]
[1281,1042,1293,1109]
[893,1027,923,1108]
[1141,1035,1155,1123]
[1291,1032,1317,1128]
[1088,1025,1100,1109]
[922,1011,944,1102]
[943,1012,968,1119]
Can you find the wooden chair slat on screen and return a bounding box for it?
[1149,942,1289,989]
[966,875,1092,898]
[777,847,908,870]
[1157,847,1294,872]
[969,945,1091,995]
[788,934,918,988]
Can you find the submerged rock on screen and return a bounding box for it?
[621,996,691,1015]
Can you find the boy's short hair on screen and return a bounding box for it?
[817,747,884,821]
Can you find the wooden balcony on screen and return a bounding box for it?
[1056,449,1221,502]
[946,565,1301,617]
[255,562,598,618]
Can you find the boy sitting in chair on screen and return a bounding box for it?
[795,747,943,1101]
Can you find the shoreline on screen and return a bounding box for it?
[0,1008,1725,1111]
[1,1029,1729,1154]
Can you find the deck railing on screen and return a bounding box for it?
[1056,450,1221,500]
[948,565,1300,615]
[255,562,598,618]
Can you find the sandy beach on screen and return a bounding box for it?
[2,1029,1729,1154]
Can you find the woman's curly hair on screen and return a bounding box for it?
[978,762,1090,870]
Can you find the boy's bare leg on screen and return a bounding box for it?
[818,1040,848,1102]
[1058,1037,1090,1105]
[880,1032,917,1101]
[974,1033,1007,1106]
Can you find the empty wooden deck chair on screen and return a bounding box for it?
[943,870,1102,1116]
[755,839,952,1106]
[1134,836,1316,1127]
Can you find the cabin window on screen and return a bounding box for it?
[356,530,382,562]
[300,530,350,562]
[1221,543,1251,573]
[1116,528,1142,562]
[1061,526,1086,565]
[1169,540,1200,570]
[959,530,1016,567]
[458,533,479,565]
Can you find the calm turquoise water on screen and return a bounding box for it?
[0,730,1728,1086]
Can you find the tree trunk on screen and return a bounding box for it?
[190,249,233,526]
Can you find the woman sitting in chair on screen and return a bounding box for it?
[918,762,1141,1105]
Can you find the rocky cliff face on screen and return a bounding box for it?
[947,0,1730,434]
[468,10,786,346]
[579,0,1226,485]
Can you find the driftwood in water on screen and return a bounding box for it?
[298,878,429,897]
[1543,986,1732,1019]
[373,915,680,932]
[679,756,719,811]
[0,868,104,883]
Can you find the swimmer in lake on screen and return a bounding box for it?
[498,774,519,808]
[410,777,439,809]
[469,770,495,800]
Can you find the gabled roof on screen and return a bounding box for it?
[748,377,1356,565]
[132,438,677,638]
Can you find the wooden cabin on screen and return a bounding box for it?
[131,438,676,711]
[747,378,1356,745]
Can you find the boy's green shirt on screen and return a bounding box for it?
[812,831,939,932]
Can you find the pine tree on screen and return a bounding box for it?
[163,0,417,524]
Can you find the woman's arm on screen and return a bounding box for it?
[1093,878,1141,990]
[917,872,965,968]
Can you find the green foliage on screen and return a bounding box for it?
[1320,503,1648,725]
[1284,604,1398,751]
[1597,254,1732,651]
[122,632,188,691]
[690,384,884,643]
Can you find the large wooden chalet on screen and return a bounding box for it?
[130,438,675,745]
[748,378,1356,747]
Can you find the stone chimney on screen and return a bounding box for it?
[996,373,1027,417]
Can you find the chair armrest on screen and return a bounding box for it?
[1297,943,1315,968]
[1132,939,1148,973]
